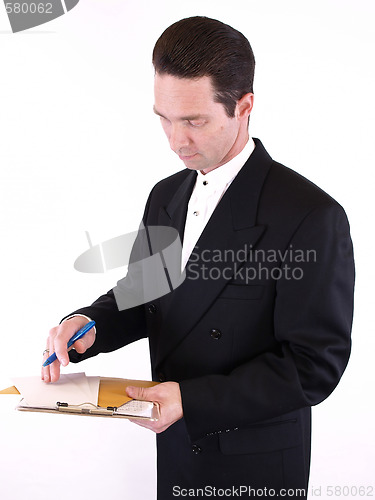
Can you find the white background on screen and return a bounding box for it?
[0,1,374,499]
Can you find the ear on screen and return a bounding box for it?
[235,93,254,120]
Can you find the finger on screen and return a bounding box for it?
[53,329,71,368]
[41,334,60,383]
[49,355,61,383]
[48,334,61,383]
[126,385,154,401]
[128,419,156,431]
[128,418,168,434]
[41,347,51,382]
[42,323,69,383]
[41,337,52,382]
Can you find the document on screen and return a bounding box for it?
[5,373,159,420]
[12,372,99,407]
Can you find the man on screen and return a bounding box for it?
[42,17,355,498]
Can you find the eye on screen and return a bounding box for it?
[189,120,206,127]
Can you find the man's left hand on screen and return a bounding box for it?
[126,382,183,433]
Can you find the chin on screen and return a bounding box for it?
[184,164,203,171]
[182,159,204,171]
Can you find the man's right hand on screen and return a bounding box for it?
[41,316,96,383]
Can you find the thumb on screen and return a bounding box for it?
[71,339,86,354]
[71,330,96,354]
[126,385,153,401]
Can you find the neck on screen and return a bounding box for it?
[202,129,250,175]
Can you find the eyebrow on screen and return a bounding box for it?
[153,106,209,122]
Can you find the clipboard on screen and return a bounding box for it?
[1,377,160,421]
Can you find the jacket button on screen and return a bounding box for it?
[192,444,202,454]
[157,372,166,382]
[148,304,157,314]
[210,328,222,340]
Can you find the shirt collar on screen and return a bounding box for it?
[195,138,255,193]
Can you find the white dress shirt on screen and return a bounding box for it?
[181,138,255,270]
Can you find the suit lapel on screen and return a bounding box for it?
[158,170,197,239]
[156,170,196,316]
[154,139,273,367]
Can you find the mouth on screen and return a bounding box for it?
[178,153,198,161]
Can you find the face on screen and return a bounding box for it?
[154,73,252,173]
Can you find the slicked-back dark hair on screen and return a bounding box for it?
[152,16,255,117]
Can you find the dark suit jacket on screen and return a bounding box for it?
[70,139,355,498]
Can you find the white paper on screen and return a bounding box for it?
[87,376,100,406]
[12,372,99,407]
[117,400,155,418]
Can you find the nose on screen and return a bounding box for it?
[168,124,190,152]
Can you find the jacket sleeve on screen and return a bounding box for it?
[179,203,355,441]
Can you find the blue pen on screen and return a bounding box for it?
[42,321,96,367]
